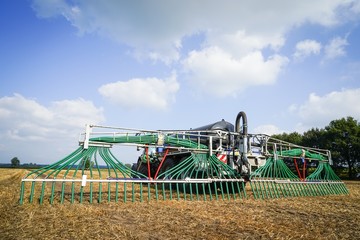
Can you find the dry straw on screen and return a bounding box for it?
[1,168,359,239]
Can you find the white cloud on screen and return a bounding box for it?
[51,98,105,128]
[182,46,288,97]
[290,88,360,129]
[252,124,283,135]
[324,36,348,60]
[0,94,104,141]
[293,39,322,61]
[205,30,285,59]
[31,0,358,64]
[30,0,359,100]
[0,94,105,164]
[98,73,179,110]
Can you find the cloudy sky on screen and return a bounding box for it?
[1,0,360,164]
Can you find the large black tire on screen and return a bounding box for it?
[138,163,149,177]
[131,163,138,172]
[130,163,139,178]
[160,158,176,178]
[158,158,175,188]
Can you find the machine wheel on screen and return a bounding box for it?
[160,158,176,178]
[138,163,149,178]
[158,158,176,189]
[130,163,140,178]
[131,163,138,172]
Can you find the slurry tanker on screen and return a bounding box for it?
[19,111,348,204]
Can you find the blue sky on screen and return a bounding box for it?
[1,0,360,164]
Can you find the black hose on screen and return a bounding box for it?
[235,111,247,135]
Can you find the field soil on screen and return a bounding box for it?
[1,168,359,240]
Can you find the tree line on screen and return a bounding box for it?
[272,116,360,179]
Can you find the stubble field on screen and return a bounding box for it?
[1,168,359,240]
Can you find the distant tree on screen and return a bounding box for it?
[11,157,20,167]
[271,117,360,179]
[324,117,360,178]
[302,128,327,149]
[272,132,303,145]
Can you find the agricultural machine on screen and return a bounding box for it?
[19,111,348,204]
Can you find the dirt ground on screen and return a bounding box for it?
[1,168,359,240]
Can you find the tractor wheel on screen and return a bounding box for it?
[160,158,176,177]
[138,164,149,178]
[130,163,140,178]
[131,163,138,172]
[159,158,177,189]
